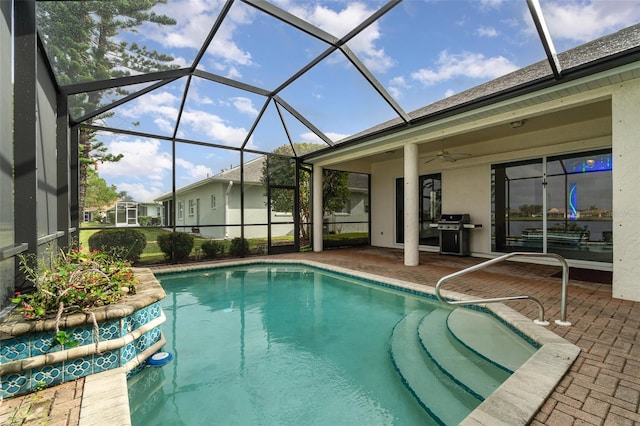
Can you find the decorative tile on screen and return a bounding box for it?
[99,319,121,340]
[121,342,137,364]
[123,316,136,334]
[0,335,30,363]
[1,373,29,399]
[149,327,161,343]
[94,350,119,373]
[69,325,94,347]
[30,332,55,356]
[148,303,161,319]
[64,357,92,382]
[31,363,63,388]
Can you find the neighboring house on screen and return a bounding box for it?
[155,156,275,240]
[83,201,164,227]
[156,156,369,240]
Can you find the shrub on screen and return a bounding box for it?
[138,216,152,226]
[157,232,194,261]
[229,237,249,257]
[88,229,146,263]
[13,246,138,320]
[201,240,225,258]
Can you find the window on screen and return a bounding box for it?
[211,194,216,209]
[492,149,612,263]
[178,201,184,220]
[396,174,441,246]
[336,199,352,215]
[188,200,195,216]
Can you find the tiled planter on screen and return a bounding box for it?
[0,268,166,399]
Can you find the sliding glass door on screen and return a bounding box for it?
[492,150,612,263]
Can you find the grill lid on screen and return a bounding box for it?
[438,214,471,224]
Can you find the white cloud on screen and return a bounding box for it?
[231,97,258,116]
[476,26,499,37]
[287,2,396,74]
[180,109,248,146]
[99,139,173,181]
[388,75,410,99]
[175,158,213,181]
[411,51,519,86]
[115,182,165,203]
[444,89,456,98]
[537,1,640,43]
[479,0,506,8]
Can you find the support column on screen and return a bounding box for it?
[14,0,38,291]
[404,143,419,266]
[57,94,71,248]
[612,81,640,301]
[313,165,324,252]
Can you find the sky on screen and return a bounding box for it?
[39,0,640,203]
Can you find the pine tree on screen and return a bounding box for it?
[37,1,177,211]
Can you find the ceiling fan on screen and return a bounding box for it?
[424,142,471,164]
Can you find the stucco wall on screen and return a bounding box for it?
[441,166,491,254]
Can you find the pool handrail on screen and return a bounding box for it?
[435,252,571,326]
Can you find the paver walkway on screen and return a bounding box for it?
[1,247,638,425]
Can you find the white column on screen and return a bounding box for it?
[404,143,419,266]
[313,165,324,252]
[612,81,640,301]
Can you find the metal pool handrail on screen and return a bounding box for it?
[435,252,571,326]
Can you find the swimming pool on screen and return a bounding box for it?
[128,262,540,425]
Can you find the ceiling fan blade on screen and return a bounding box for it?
[424,157,438,164]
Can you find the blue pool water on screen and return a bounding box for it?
[128,264,533,425]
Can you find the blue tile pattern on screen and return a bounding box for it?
[31,363,63,388]
[64,357,93,382]
[31,332,55,356]
[99,319,121,340]
[1,304,166,398]
[0,335,29,363]
[1,373,29,399]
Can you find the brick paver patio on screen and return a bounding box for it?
[2,247,638,425]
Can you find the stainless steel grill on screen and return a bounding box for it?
[437,214,479,256]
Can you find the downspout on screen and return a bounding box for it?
[225,181,234,239]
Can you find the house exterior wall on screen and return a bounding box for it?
[441,166,491,254]
[611,79,640,301]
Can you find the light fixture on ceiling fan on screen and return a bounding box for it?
[424,141,472,164]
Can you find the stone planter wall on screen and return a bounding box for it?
[0,268,166,399]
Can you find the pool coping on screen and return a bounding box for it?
[148,258,581,426]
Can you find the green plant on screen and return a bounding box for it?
[138,215,152,226]
[157,232,194,261]
[12,245,138,321]
[88,228,147,263]
[52,331,79,349]
[229,237,249,257]
[201,240,225,258]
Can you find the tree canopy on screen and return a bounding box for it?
[37,1,177,210]
[84,168,118,210]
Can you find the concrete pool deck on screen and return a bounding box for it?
[1,247,638,425]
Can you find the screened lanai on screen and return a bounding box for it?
[3,0,640,311]
[32,0,623,243]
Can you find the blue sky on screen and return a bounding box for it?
[66,0,640,203]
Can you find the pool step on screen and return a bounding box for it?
[446,308,538,373]
[389,310,480,425]
[418,308,511,400]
